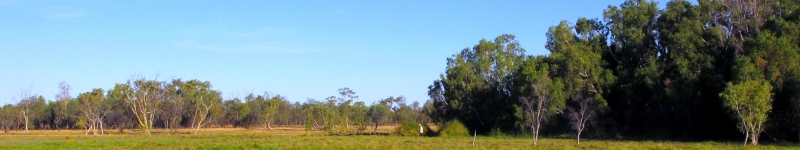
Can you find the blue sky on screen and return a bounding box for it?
[0,0,665,105]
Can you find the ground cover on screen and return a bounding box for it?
[0,127,795,149]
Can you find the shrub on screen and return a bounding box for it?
[395,120,423,137]
[438,120,469,137]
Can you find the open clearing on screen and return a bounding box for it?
[0,126,796,149]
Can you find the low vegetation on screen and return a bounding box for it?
[0,127,796,149]
[437,120,469,137]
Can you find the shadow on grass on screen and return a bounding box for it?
[326,132,392,136]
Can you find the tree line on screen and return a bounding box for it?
[0,78,430,135]
[426,0,800,145]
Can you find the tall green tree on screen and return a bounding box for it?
[436,34,526,133]
[517,56,566,145]
[54,81,72,131]
[546,19,615,144]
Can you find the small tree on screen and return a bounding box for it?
[0,104,18,134]
[567,94,599,145]
[720,79,773,146]
[350,101,368,133]
[263,95,283,130]
[54,81,72,131]
[77,88,106,135]
[14,86,38,134]
[337,88,357,131]
[367,104,390,133]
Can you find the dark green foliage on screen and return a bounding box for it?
[431,34,526,134]
[425,0,800,143]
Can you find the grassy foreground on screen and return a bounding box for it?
[0,127,796,150]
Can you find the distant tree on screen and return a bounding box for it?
[0,104,17,134]
[302,99,333,131]
[15,86,40,134]
[159,79,187,134]
[77,88,105,135]
[180,80,221,134]
[263,95,283,130]
[54,81,71,131]
[350,101,368,133]
[337,87,357,131]
[117,77,165,136]
[104,88,134,133]
[367,103,390,133]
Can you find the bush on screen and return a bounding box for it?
[395,120,424,137]
[438,120,469,137]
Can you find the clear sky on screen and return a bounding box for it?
[0,0,666,105]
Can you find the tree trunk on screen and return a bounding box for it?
[23,115,29,134]
[744,129,749,146]
[533,122,539,145]
[577,129,582,144]
[85,121,91,135]
[118,123,125,134]
[100,120,105,135]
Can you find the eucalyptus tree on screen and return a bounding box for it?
[15,87,42,134]
[720,79,773,145]
[263,95,284,130]
[435,34,526,133]
[337,87,357,130]
[54,81,71,130]
[77,88,105,135]
[302,98,333,131]
[546,19,615,144]
[180,79,221,134]
[517,56,565,145]
[114,77,165,136]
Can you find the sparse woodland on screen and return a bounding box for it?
[3,0,800,146]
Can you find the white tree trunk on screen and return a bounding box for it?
[577,129,582,144]
[23,115,29,134]
[100,118,105,135]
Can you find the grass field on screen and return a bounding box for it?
[0,126,797,149]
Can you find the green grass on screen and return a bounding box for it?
[0,128,796,149]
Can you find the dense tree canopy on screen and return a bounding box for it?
[426,0,800,144]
